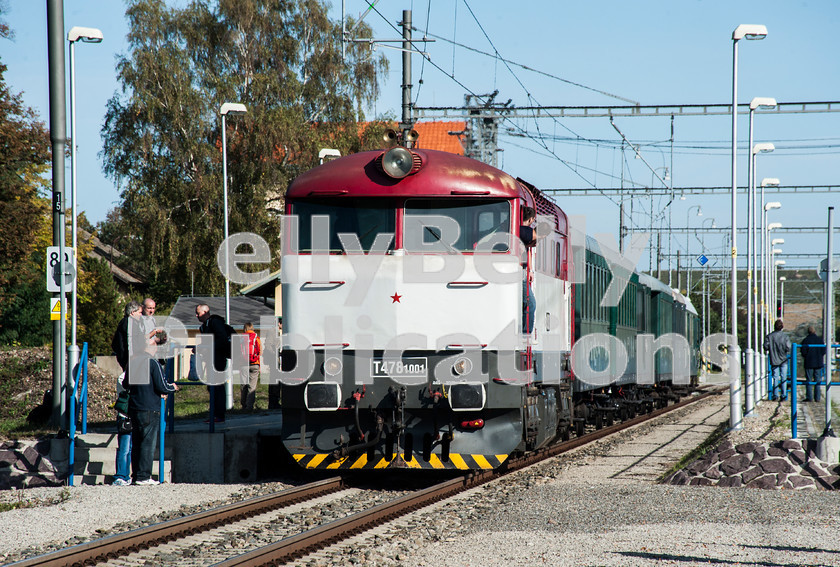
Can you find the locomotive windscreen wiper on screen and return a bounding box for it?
[424,225,459,254]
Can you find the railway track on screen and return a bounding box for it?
[13,386,722,567]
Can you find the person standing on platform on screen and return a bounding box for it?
[195,304,232,422]
[241,322,261,411]
[800,326,826,403]
[110,300,142,486]
[764,319,792,400]
[141,297,158,335]
[127,332,178,485]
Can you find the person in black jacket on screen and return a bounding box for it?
[127,332,178,484]
[111,301,143,373]
[764,319,792,400]
[800,326,826,402]
[195,304,232,422]
[110,301,142,486]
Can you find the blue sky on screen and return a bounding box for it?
[1,0,838,277]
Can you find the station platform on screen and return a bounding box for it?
[786,379,840,439]
[74,411,288,485]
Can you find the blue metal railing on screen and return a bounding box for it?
[68,343,89,487]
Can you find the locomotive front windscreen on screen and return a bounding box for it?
[293,199,396,252]
[404,199,511,252]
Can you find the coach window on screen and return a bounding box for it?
[404,199,511,252]
[293,199,396,253]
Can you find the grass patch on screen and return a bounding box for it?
[659,420,730,482]
[0,487,71,512]
[168,380,276,419]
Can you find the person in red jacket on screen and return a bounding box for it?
[241,322,261,411]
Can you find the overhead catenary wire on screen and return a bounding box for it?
[361,1,626,205]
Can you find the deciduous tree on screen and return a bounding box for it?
[101,0,389,301]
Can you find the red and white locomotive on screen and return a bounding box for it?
[278,139,575,470]
[277,137,698,470]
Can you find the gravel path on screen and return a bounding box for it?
[0,483,286,563]
[312,394,840,567]
[4,393,834,567]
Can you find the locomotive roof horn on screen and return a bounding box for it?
[383,128,399,148]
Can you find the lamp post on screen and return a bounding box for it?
[220,102,246,414]
[686,205,702,295]
[745,142,774,414]
[772,255,784,323]
[779,276,787,320]
[765,221,782,399]
[760,179,780,399]
[66,26,103,405]
[746,99,775,411]
[764,213,782,342]
[770,236,784,321]
[730,23,768,430]
[220,102,247,324]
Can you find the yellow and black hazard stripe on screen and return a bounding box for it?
[292,452,508,470]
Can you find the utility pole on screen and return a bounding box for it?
[400,10,413,148]
[823,206,835,437]
[47,0,67,428]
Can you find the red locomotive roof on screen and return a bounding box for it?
[287,149,524,200]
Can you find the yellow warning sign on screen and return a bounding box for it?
[50,298,67,320]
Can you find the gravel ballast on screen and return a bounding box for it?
[4,394,838,567]
[0,483,287,563]
[320,395,840,567]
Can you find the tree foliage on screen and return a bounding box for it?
[101,0,390,302]
[0,31,53,341]
[77,256,123,355]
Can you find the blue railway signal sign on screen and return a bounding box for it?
[697,254,709,266]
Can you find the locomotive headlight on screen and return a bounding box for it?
[323,356,343,377]
[452,357,472,376]
[382,146,414,179]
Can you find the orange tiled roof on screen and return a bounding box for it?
[413,121,466,155]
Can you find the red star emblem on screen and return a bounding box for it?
[390,292,402,303]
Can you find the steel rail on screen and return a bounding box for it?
[9,477,346,567]
[216,386,724,566]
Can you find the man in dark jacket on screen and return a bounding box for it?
[764,319,792,400]
[111,301,143,373]
[800,326,826,402]
[110,301,142,486]
[196,304,232,422]
[127,332,178,484]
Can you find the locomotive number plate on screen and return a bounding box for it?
[370,357,428,378]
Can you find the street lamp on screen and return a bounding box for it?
[745,142,774,415]
[760,178,780,384]
[686,205,702,294]
[746,98,776,411]
[764,220,782,400]
[220,102,247,415]
[764,205,782,335]
[779,276,787,320]
[772,255,784,324]
[66,25,103,400]
[730,23,768,430]
[220,102,247,324]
